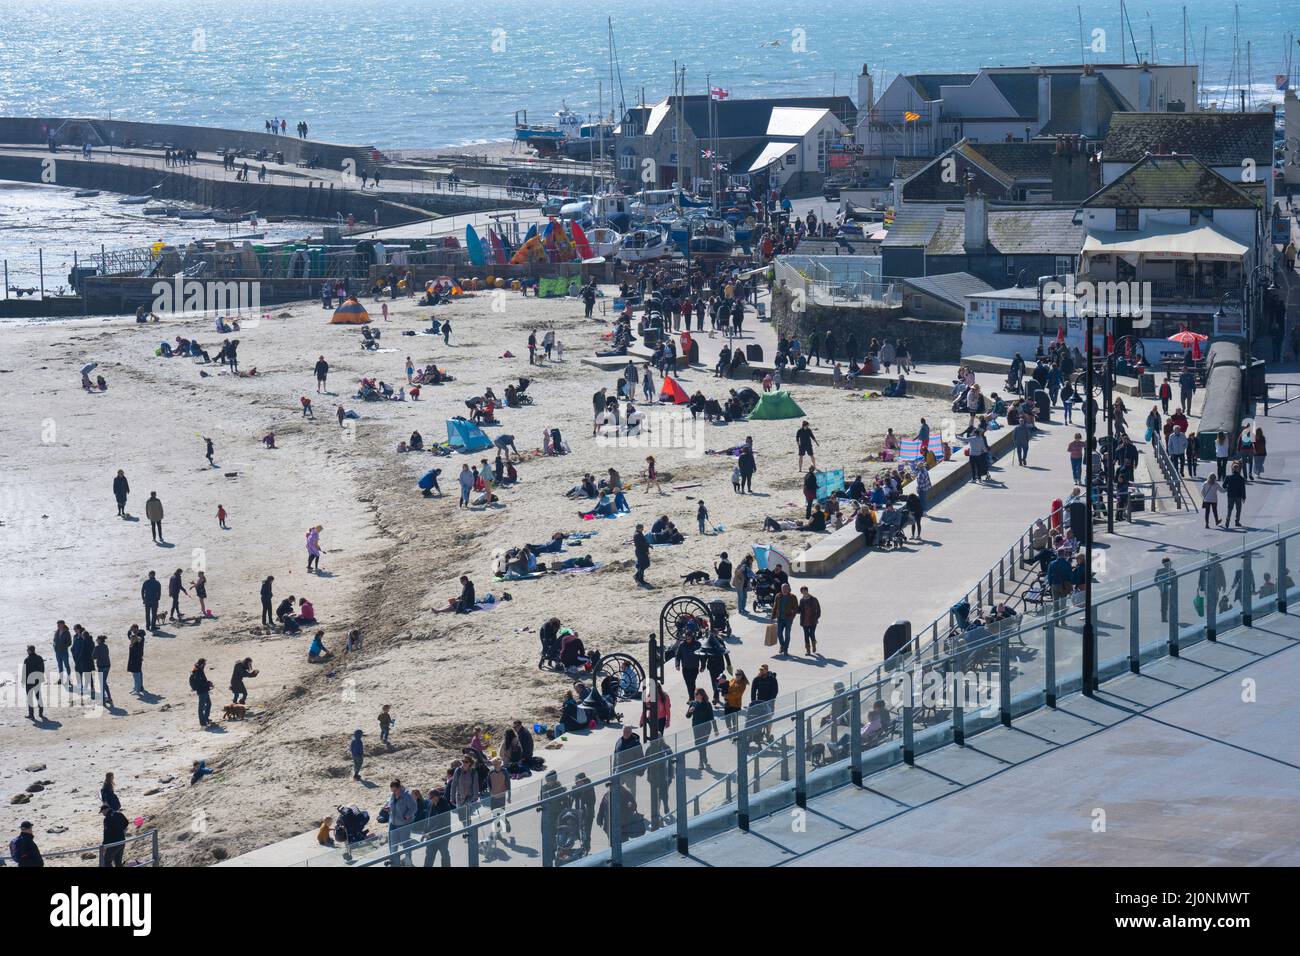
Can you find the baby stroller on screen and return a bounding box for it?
[1004,371,1024,396]
[708,599,732,637]
[554,801,587,864]
[751,569,778,612]
[334,805,371,844]
[874,507,908,551]
[512,377,535,406]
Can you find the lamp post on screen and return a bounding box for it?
[1082,306,1098,696]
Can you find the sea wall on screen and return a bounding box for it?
[771,284,965,361]
[0,116,375,170]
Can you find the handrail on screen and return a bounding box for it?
[14,829,161,867]
[1149,431,1189,510]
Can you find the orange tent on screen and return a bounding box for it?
[329,298,371,324]
[659,375,689,405]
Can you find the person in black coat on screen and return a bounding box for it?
[260,575,275,627]
[112,469,130,517]
[11,822,42,867]
[71,626,96,699]
[23,646,45,720]
[100,804,130,867]
[126,631,145,695]
[167,569,188,622]
[633,524,651,585]
[421,787,453,867]
[92,635,113,706]
[737,439,757,494]
[141,571,162,630]
[674,632,701,700]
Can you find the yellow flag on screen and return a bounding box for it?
[904,111,920,122]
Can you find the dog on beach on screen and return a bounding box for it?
[680,571,711,586]
[223,703,247,721]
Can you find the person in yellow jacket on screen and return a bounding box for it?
[722,669,748,733]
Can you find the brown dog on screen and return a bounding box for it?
[223,703,247,721]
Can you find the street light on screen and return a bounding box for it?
[1082,305,1098,696]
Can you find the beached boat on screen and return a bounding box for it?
[587,227,623,258]
[617,226,670,262]
[73,189,101,198]
[176,209,212,220]
[687,218,736,258]
[142,206,176,216]
[118,195,152,205]
[212,209,255,223]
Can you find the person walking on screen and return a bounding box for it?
[314,355,329,393]
[23,645,45,721]
[1223,462,1247,528]
[1201,473,1222,528]
[145,492,165,543]
[72,626,95,699]
[798,587,821,655]
[99,804,130,868]
[1214,431,1230,480]
[633,523,651,586]
[458,464,474,508]
[1158,376,1172,415]
[748,664,778,745]
[796,420,818,471]
[802,466,819,519]
[259,575,275,627]
[349,729,365,781]
[141,571,162,630]
[527,330,537,365]
[52,620,72,689]
[167,568,187,622]
[126,628,145,695]
[1253,427,1267,476]
[732,554,755,615]
[306,525,323,573]
[203,436,215,468]
[112,469,130,517]
[1167,426,1188,476]
[737,439,757,494]
[92,635,113,707]
[1013,417,1032,466]
[685,689,716,770]
[645,455,663,494]
[770,583,799,656]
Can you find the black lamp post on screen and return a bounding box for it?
[1082,306,1097,696]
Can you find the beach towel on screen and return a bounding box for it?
[896,439,925,462]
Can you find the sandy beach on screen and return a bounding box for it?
[0,288,949,864]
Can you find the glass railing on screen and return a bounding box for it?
[342,518,1297,868]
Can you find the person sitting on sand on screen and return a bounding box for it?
[580,494,616,519]
[262,432,277,449]
[307,630,333,663]
[297,597,317,626]
[277,595,300,632]
[566,474,600,499]
[409,430,424,451]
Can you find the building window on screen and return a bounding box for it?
[619,154,634,171]
[670,128,677,143]
[786,153,798,167]
[1055,256,1074,276]
[1005,257,1017,278]
[998,308,1044,334]
[1116,207,1139,231]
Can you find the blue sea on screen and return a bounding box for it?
[0,0,1294,149]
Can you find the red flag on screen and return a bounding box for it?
[1055,325,1066,345]
[709,87,729,100]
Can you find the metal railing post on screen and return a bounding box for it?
[1045,619,1057,707]
[998,635,1012,727]
[1279,538,1288,614]
[1168,574,1180,656]
[849,689,863,786]
[902,702,915,765]
[736,732,750,830]
[609,776,623,867]
[952,671,965,746]
[1242,549,1254,627]
[794,711,807,808]
[674,753,689,855]
[1205,558,1217,645]
[150,829,160,866]
[466,813,480,868]
[1128,591,1141,674]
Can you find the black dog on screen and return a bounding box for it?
[681,571,711,586]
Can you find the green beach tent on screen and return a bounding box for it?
[747,389,805,420]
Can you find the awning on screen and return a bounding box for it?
[749,140,798,173]
[1081,223,1249,262]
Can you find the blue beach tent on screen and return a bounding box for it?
[447,418,493,453]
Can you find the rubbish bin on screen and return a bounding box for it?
[746,344,764,363]
[1033,388,1052,422]
[883,620,912,664]
[1050,497,1063,530]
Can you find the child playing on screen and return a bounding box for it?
[697,500,709,534]
[378,704,394,745]
[217,504,228,529]
[301,395,314,418]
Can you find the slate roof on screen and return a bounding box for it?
[880,204,948,247]
[1081,154,1258,209]
[902,272,996,308]
[988,73,1041,118]
[907,74,978,100]
[677,95,856,139]
[894,156,932,180]
[1039,73,1129,134]
[925,206,1086,255]
[959,140,1057,183]
[1102,111,1274,168]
